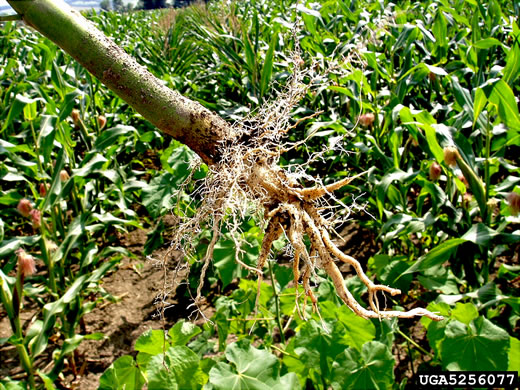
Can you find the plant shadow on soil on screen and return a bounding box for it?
[0,216,394,389]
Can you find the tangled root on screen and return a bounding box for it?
[169,41,443,323]
[248,164,442,321]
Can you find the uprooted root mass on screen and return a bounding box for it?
[167,51,443,323]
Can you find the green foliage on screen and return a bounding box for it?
[2,0,519,388]
[331,342,394,390]
[98,356,145,390]
[0,9,199,387]
[208,340,299,390]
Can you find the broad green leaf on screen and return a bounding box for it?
[503,28,520,85]
[461,223,498,247]
[283,319,346,381]
[451,78,486,130]
[147,346,202,390]
[143,219,164,256]
[417,265,459,295]
[375,168,414,218]
[209,340,298,390]
[134,329,167,356]
[508,337,520,371]
[94,125,137,152]
[98,355,145,390]
[141,172,178,219]
[451,302,479,325]
[41,147,65,210]
[441,317,509,371]
[378,260,413,292]
[260,31,277,98]
[23,101,37,121]
[58,90,81,122]
[488,80,520,131]
[138,130,158,143]
[0,236,40,259]
[168,320,201,346]
[225,339,277,378]
[0,270,15,320]
[420,302,451,330]
[273,262,293,289]
[1,95,37,132]
[38,115,57,165]
[472,37,504,49]
[213,237,242,288]
[0,189,23,207]
[210,362,269,390]
[400,238,466,275]
[72,153,108,177]
[336,305,376,352]
[142,147,194,218]
[331,341,394,390]
[160,144,176,173]
[212,231,259,289]
[319,301,376,351]
[432,10,448,59]
[473,87,487,127]
[427,320,448,360]
[392,24,418,53]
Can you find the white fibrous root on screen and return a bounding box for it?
[168,41,443,323]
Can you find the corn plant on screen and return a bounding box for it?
[1,0,519,389]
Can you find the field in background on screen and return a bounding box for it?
[1,0,519,388]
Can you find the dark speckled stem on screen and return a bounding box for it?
[7,0,235,165]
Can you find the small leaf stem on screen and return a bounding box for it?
[396,328,433,357]
[270,344,300,359]
[29,121,45,176]
[268,260,285,344]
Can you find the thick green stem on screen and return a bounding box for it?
[16,344,36,388]
[484,122,492,223]
[39,232,58,296]
[14,274,36,388]
[455,151,487,220]
[7,0,236,165]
